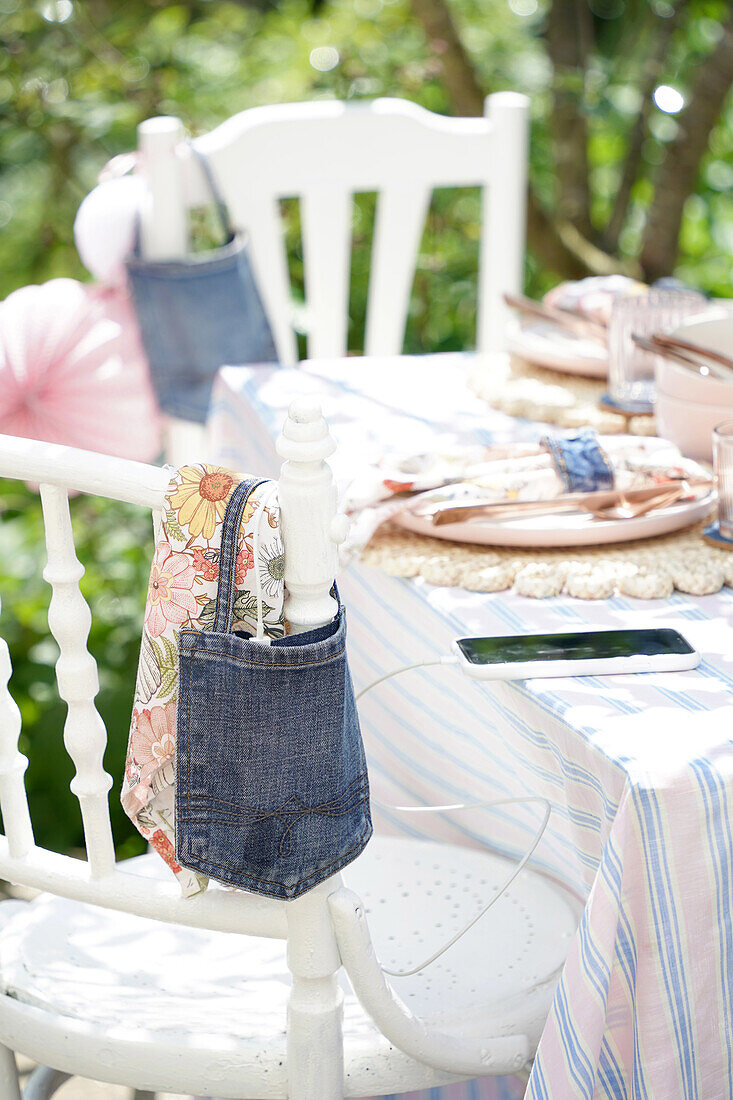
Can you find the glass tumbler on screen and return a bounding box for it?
[713,421,733,540]
[607,290,708,411]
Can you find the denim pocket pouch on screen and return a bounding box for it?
[126,149,278,424]
[175,478,372,899]
[127,235,278,424]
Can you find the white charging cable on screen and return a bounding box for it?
[247,490,550,973]
[356,659,551,978]
[251,481,279,643]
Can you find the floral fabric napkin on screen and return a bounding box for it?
[121,464,285,897]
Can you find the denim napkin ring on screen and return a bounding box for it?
[175,478,372,899]
[541,430,615,494]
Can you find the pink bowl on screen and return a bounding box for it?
[655,389,733,461]
[653,308,733,460]
[655,355,733,404]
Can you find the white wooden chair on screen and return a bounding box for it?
[136,95,529,462]
[0,404,578,1099]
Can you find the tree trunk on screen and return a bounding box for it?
[640,6,733,280]
[408,0,485,117]
[547,0,594,238]
[529,194,642,279]
[408,0,646,279]
[602,3,684,253]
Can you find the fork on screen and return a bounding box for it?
[582,485,684,520]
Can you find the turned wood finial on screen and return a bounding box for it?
[276,401,348,633]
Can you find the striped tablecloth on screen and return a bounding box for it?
[207,354,733,1100]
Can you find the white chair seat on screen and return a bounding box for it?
[0,836,579,1098]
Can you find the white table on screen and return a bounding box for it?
[207,353,733,1100]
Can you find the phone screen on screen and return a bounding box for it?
[456,628,695,666]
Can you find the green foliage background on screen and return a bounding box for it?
[1,0,732,855]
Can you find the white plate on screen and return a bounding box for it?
[507,321,608,379]
[395,490,716,548]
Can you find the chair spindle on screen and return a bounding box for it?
[365,184,431,357]
[301,188,353,359]
[0,600,34,860]
[40,485,115,878]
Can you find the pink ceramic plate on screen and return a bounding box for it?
[395,489,716,548]
[507,321,608,379]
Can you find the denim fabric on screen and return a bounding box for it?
[127,233,278,424]
[542,429,615,494]
[126,148,277,424]
[175,479,372,899]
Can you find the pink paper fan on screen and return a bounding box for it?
[0,278,162,461]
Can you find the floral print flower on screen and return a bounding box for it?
[191,543,254,585]
[168,465,236,540]
[148,828,182,874]
[258,540,285,598]
[236,542,255,584]
[192,546,219,581]
[131,700,177,769]
[146,541,197,638]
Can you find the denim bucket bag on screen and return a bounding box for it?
[175,478,372,899]
[126,151,278,424]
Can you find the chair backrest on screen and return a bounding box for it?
[135,94,529,365]
[0,400,341,932]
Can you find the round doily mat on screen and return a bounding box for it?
[362,520,733,599]
[469,354,657,436]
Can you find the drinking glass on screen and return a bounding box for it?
[607,290,708,411]
[713,421,733,540]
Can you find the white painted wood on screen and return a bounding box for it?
[330,889,529,1077]
[40,485,115,879]
[276,400,348,1097]
[136,117,195,468]
[0,434,169,509]
[0,602,33,861]
[191,98,496,200]
[275,399,345,630]
[244,192,299,367]
[365,184,431,356]
[286,881,344,1100]
[136,116,188,260]
[0,1043,19,1100]
[0,417,577,1098]
[137,94,529,365]
[301,188,353,360]
[478,92,529,355]
[0,840,580,1097]
[0,836,286,937]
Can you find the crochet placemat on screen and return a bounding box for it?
[469,355,657,436]
[362,519,733,599]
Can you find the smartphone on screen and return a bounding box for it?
[453,627,699,680]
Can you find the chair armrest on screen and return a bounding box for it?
[328,887,529,1078]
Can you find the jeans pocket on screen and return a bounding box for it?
[175,625,372,899]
